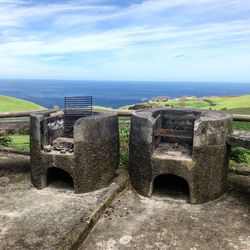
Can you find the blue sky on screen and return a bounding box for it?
[0,0,250,81]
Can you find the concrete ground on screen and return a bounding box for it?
[1,152,250,250]
[0,152,127,250]
[81,182,250,250]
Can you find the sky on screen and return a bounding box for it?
[0,0,250,82]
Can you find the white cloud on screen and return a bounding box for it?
[0,19,249,56]
[0,0,249,80]
[0,0,249,28]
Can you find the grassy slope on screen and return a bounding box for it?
[0,95,44,112]
[0,96,44,152]
[93,106,113,110]
[153,94,250,110]
[211,95,250,109]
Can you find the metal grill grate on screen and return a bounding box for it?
[64,96,93,137]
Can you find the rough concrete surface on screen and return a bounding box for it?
[0,153,128,250]
[129,108,232,204]
[30,109,120,194]
[81,185,250,250]
[227,130,250,149]
[230,166,250,176]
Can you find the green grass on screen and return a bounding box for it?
[0,135,30,152]
[223,107,250,115]
[223,107,250,131]
[8,135,30,152]
[138,94,250,111]
[230,147,250,169]
[233,121,250,131]
[0,95,44,112]
[93,105,113,110]
[230,147,250,164]
[119,117,130,169]
[210,95,250,110]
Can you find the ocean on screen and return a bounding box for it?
[0,79,250,109]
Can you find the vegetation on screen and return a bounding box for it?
[230,147,250,164]
[93,106,113,110]
[119,117,130,168]
[148,94,250,110]
[9,135,30,151]
[0,135,30,152]
[0,136,14,147]
[0,96,41,152]
[0,96,44,112]
[232,121,250,131]
[123,94,250,110]
[221,107,250,131]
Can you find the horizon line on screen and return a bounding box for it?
[0,78,249,85]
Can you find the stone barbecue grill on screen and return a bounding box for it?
[30,105,119,193]
[129,108,232,204]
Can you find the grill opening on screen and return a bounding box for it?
[154,113,196,147]
[153,174,189,200]
[47,167,74,190]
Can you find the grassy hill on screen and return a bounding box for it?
[123,94,250,116]
[147,94,250,110]
[0,96,44,112]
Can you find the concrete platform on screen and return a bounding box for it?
[81,186,250,250]
[0,153,128,250]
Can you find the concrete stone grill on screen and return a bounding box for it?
[30,109,119,193]
[129,108,233,204]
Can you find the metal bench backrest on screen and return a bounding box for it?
[64,96,93,137]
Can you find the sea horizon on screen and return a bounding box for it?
[0,79,250,109]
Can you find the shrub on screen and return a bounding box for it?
[128,104,153,110]
[119,127,130,168]
[0,136,14,147]
[230,147,249,163]
[120,151,129,169]
[203,98,216,106]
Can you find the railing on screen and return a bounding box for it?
[232,114,250,122]
[0,109,249,158]
[0,109,249,131]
